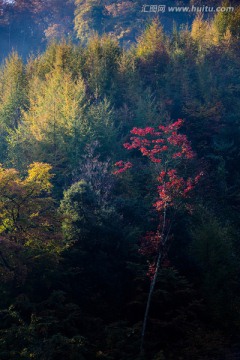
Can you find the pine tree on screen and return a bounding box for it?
[8,67,86,175]
[0,52,27,161]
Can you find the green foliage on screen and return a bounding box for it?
[213,2,240,39]
[84,34,121,97]
[190,208,240,328]
[7,66,87,180]
[74,0,107,42]
[0,292,92,359]
[60,180,97,243]
[86,98,117,155]
[26,42,85,81]
[0,12,240,360]
[0,52,27,162]
[135,19,165,60]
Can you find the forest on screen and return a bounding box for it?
[0,0,240,359]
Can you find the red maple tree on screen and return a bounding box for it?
[114,119,203,352]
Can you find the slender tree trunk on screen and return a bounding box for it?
[140,246,163,355]
[140,207,167,355]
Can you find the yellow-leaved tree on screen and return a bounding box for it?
[0,162,59,246]
[0,162,63,282]
[0,52,27,162]
[8,67,87,172]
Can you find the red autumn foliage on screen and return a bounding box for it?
[139,231,162,257]
[113,160,132,174]
[115,119,195,168]
[154,169,203,211]
[114,119,203,277]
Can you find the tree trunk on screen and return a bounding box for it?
[140,207,167,355]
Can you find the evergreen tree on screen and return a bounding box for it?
[8,67,86,178]
[0,52,27,161]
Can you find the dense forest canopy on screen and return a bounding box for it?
[0,0,240,359]
[0,0,239,58]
